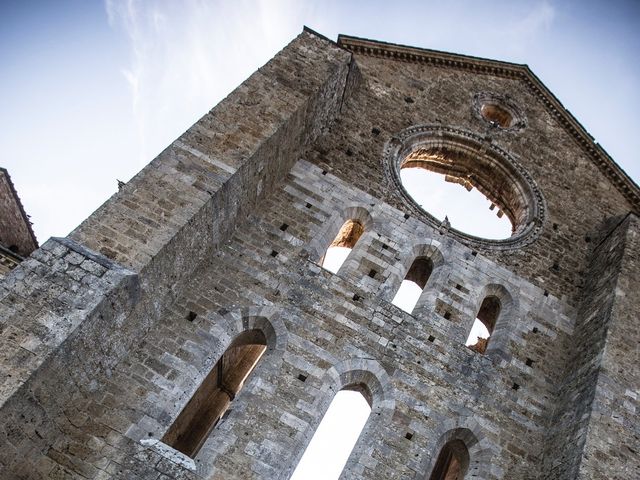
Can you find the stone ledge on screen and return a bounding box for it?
[140,439,197,472]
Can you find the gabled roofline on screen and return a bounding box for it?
[0,167,38,249]
[336,34,640,213]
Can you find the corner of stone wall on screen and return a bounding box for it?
[541,212,637,479]
[0,237,138,409]
[576,212,640,479]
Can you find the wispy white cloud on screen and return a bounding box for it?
[104,0,311,166]
[504,0,556,55]
[516,0,555,34]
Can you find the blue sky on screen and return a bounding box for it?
[1,0,639,242]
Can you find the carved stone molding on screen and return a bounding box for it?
[338,34,640,214]
[383,125,547,251]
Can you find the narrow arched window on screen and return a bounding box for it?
[290,385,371,480]
[162,329,267,457]
[428,439,470,480]
[465,296,501,354]
[392,257,433,313]
[320,219,364,274]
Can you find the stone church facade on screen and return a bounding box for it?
[0,29,637,479]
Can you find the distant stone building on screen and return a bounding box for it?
[0,168,37,276]
[0,30,638,479]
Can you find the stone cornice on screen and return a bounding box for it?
[336,34,640,213]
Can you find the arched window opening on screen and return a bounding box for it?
[392,257,434,313]
[290,384,372,480]
[400,147,515,240]
[320,219,364,274]
[162,329,267,457]
[428,439,470,480]
[465,296,501,354]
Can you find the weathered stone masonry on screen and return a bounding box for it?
[0,29,638,479]
[0,168,38,276]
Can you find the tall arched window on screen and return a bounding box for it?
[162,329,267,457]
[465,296,501,354]
[391,256,434,313]
[428,439,470,480]
[320,219,364,274]
[290,384,371,480]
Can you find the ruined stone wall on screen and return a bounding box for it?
[540,214,635,478]
[0,161,575,479]
[0,30,637,480]
[0,30,355,479]
[0,237,139,478]
[576,215,639,479]
[305,51,634,306]
[0,169,37,258]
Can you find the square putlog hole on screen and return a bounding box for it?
[297,374,307,382]
[186,311,197,322]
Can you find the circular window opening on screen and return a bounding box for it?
[401,149,514,239]
[385,126,545,248]
[400,169,512,240]
[480,103,513,128]
[473,92,526,131]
